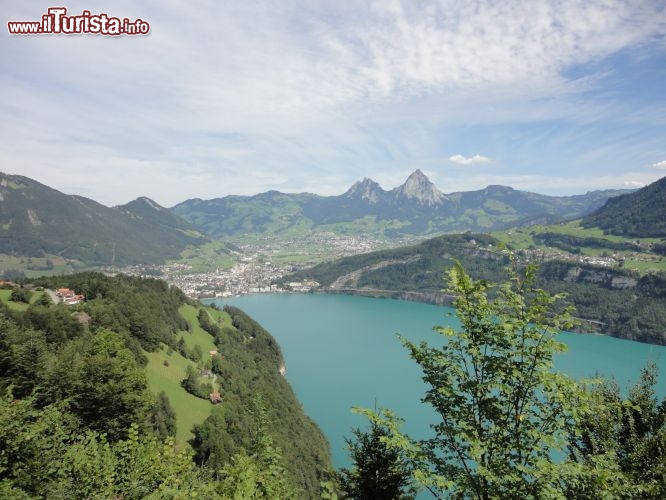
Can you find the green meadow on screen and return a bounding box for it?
[492,220,666,274]
[0,288,49,312]
[144,346,213,445]
[144,304,234,445]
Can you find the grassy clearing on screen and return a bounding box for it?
[206,306,232,325]
[0,253,87,278]
[175,240,238,273]
[0,288,50,312]
[143,304,234,446]
[491,227,535,248]
[178,304,218,353]
[492,221,666,275]
[623,257,666,274]
[144,346,213,445]
[0,289,28,311]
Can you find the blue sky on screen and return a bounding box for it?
[2,0,666,206]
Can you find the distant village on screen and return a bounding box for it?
[104,253,320,299]
[102,232,397,299]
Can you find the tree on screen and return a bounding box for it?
[10,288,30,304]
[72,330,151,441]
[0,315,49,399]
[0,393,215,498]
[36,292,52,306]
[569,362,666,498]
[181,364,212,399]
[148,391,177,439]
[339,409,415,499]
[218,397,300,498]
[191,343,203,362]
[0,393,78,497]
[191,405,235,470]
[364,261,598,499]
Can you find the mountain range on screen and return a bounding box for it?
[172,169,631,238]
[0,173,209,265]
[0,170,639,267]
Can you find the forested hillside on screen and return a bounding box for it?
[0,173,209,266]
[582,175,666,237]
[0,273,331,498]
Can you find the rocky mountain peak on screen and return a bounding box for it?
[393,170,447,206]
[117,196,165,212]
[344,177,385,204]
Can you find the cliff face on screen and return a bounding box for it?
[564,267,638,289]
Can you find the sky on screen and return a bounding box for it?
[1,0,666,207]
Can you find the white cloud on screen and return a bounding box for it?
[623,180,645,188]
[448,154,492,166]
[649,160,666,170]
[1,1,665,204]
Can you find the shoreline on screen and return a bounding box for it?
[203,288,666,347]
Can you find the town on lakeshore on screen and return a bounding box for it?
[101,233,391,298]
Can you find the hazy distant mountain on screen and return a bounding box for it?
[172,170,631,238]
[582,176,666,237]
[390,169,448,206]
[0,173,209,265]
[344,177,384,204]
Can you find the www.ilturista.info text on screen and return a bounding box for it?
[8,7,150,36]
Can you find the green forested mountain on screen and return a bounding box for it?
[582,175,666,237]
[0,273,331,497]
[284,233,666,345]
[171,170,630,239]
[0,173,209,266]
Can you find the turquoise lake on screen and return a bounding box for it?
[210,293,666,469]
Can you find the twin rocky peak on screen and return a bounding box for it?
[344,169,447,207]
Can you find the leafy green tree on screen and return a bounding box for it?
[52,423,217,499]
[72,329,151,441]
[191,343,203,362]
[38,337,86,405]
[9,288,30,303]
[569,362,666,498]
[0,392,214,499]
[0,315,49,399]
[36,292,52,306]
[181,364,212,399]
[0,393,77,497]
[176,335,188,358]
[363,262,599,499]
[23,303,84,345]
[218,397,300,498]
[191,405,236,470]
[199,308,222,336]
[148,391,177,439]
[339,409,415,499]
